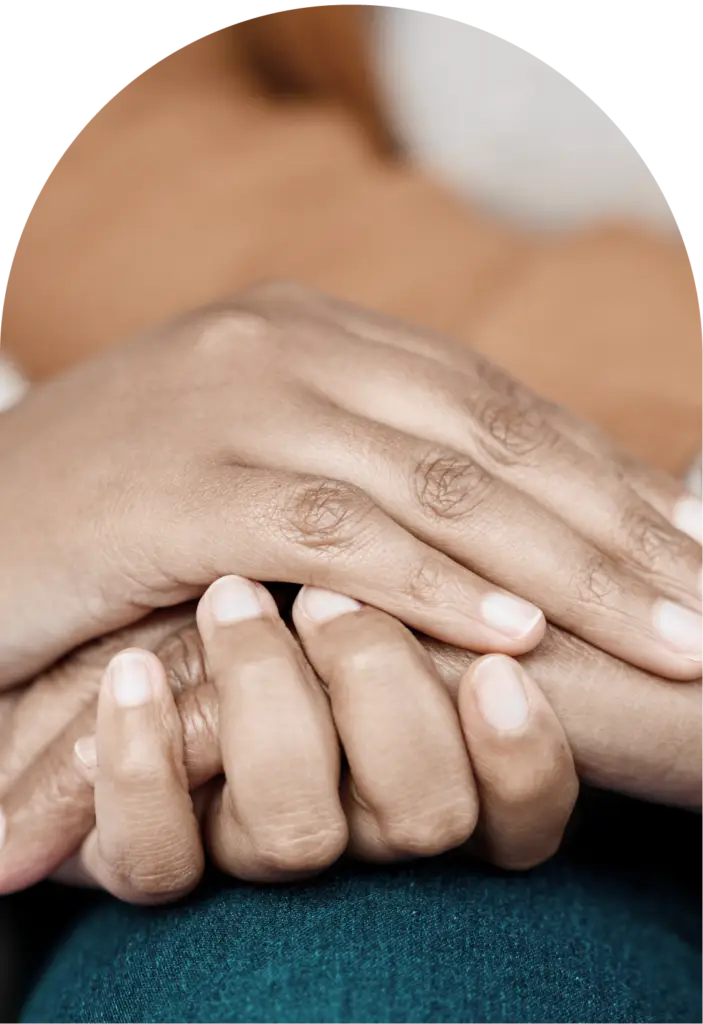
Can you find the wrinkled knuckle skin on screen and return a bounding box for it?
[103,841,203,901]
[157,627,206,694]
[383,798,477,858]
[623,506,686,572]
[415,450,492,520]
[572,556,617,611]
[405,557,447,606]
[179,684,220,782]
[251,819,348,877]
[476,396,555,466]
[279,479,375,552]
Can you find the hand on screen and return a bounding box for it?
[1,584,699,897]
[0,582,578,901]
[1,283,700,688]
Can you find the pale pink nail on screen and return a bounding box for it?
[108,651,153,707]
[481,593,544,639]
[474,656,530,731]
[208,575,264,624]
[673,496,702,545]
[74,736,97,771]
[653,600,702,659]
[297,587,362,623]
[0,807,6,852]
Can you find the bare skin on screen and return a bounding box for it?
[0,584,698,903]
[0,285,700,693]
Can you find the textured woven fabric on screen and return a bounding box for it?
[20,795,702,1024]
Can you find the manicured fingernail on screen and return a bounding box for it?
[208,575,264,624]
[108,651,153,707]
[0,807,6,852]
[297,587,362,623]
[474,656,529,731]
[481,593,543,639]
[653,600,702,659]
[74,736,97,770]
[673,496,702,544]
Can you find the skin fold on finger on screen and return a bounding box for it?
[0,615,220,895]
[457,655,579,870]
[187,465,546,657]
[292,586,478,863]
[268,404,699,679]
[79,648,204,904]
[424,628,701,809]
[296,289,701,551]
[2,604,699,895]
[286,325,701,635]
[539,396,702,536]
[197,576,348,882]
[49,782,216,891]
[247,405,551,656]
[0,612,187,797]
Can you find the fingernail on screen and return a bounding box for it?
[108,651,153,707]
[297,587,362,623]
[481,593,544,639]
[208,575,264,624]
[0,807,6,852]
[653,600,702,659]
[74,736,97,770]
[474,656,529,731]
[673,496,702,545]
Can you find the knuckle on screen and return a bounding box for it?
[405,556,447,605]
[414,449,493,520]
[279,478,376,552]
[475,395,556,467]
[179,684,219,781]
[383,796,477,857]
[621,505,685,570]
[251,817,348,876]
[571,555,617,611]
[495,767,552,809]
[104,841,203,900]
[191,306,271,357]
[157,627,206,694]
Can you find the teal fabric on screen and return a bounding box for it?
[19,796,702,1023]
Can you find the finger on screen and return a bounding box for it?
[290,323,701,617]
[538,397,702,539]
[50,782,215,891]
[279,409,700,680]
[457,655,578,870]
[0,629,222,895]
[76,649,204,904]
[292,586,478,863]
[197,576,347,882]
[293,285,702,549]
[0,611,196,800]
[186,468,545,656]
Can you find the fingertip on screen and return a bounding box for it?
[292,586,363,632]
[479,594,546,653]
[196,576,278,635]
[459,655,533,735]
[102,648,166,709]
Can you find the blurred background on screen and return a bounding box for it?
[2,5,700,473]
